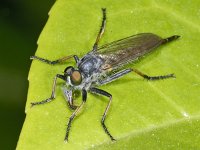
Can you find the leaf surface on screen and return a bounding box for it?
[17,0,200,149]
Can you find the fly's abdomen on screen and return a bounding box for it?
[97,33,164,69]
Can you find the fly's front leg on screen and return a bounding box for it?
[93,8,106,51]
[90,87,115,141]
[30,55,79,65]
[31,74,65,107]
[62,87,77,110]
[65,89,87,142]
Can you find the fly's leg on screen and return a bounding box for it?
[131,68,175,80]
[65,89,87,142]
[62,87,77,110]
[98,69,133,85]
[90,87,115,141]
[31,74,65,107]
[98,68,175,85]
[162,35,180,44]
[30,55,79,65]
[67,100,77,110]
[93,8,106,51]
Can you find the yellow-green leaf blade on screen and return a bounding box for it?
[17,0,200,149]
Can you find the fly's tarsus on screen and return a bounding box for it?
[67,102,78,110]
[142,73,176,81]
[90,87,115,141]
[31,97,54,107]
[131,68,176,81]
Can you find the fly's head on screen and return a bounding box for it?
[64,66,83,87]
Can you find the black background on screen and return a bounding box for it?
[0,0,55,149]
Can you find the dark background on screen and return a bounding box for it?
[0,0,55,149]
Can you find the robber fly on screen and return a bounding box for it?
[30,8,180,141]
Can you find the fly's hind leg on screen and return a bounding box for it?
[98,68,175,85]
[98,69,133,85]
[131,68,175,81]
[92,8,107,51]
[30,55,79,65]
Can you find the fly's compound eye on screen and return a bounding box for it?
[64,66,74,75]
[70,70,82,85]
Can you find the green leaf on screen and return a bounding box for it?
[17,0,200,149]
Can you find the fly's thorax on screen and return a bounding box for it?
[78,54,104,77]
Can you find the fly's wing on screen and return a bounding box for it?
[96,33,164,70]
